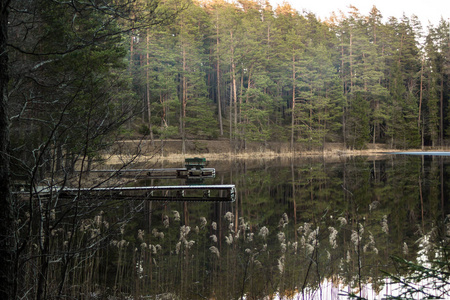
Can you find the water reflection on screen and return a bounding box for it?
[390,151,450,156]
[30,155,449,299]
[121,155,448,299]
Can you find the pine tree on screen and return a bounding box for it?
[348,92,370,149]
[143,25,180,137]
[272,3,306,150]
[423,20,450,146]
[177,3,218,144]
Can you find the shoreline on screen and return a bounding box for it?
[100,139,450,165]
[101,147,441,165]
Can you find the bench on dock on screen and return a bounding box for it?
[185,157,206,170]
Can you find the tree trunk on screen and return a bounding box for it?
[37,237,50,300]
[229,79,232,145]
[341,41,347,148]
[146,31,154,145]
[418,57,424,149]
[216,12,223,136]
[239,68,243,149]
[440,75,444,146]
[181,43,187,154]
[291,50,296,152]
[0,1,14,298]
[349,31,353,92]
[230,31,237,138]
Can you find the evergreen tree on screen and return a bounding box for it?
[144,25,180,137]
[423,21,448,146]
[383,16,421,148]
[177,3,218,144]
[348,92,370,149]
[273,3,306,149]
[234,0,277,147]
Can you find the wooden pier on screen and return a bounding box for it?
[34,184,235,202]
[84,158,215,180]
[88,168,215,179]
[32,158,235,202]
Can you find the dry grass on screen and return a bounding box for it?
[100,147,397,165]
[97,139,448,166]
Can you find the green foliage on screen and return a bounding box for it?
[158,125,179,139]
[348,93,370,149]
[138,124,151,136]
[120,0,450,150]
[185,97,219,138]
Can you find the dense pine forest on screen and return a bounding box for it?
[128,0,450,151]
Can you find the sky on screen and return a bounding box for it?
[268,0,450,28]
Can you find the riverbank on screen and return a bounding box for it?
[102,139,441,165]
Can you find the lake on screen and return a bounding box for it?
[29,153,449,299]
[122,153,449,299]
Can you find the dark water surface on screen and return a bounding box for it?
[130,154,449,299]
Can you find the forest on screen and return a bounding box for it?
[126,0,450,151]
[3,0,450,158]
[1,0,450,299]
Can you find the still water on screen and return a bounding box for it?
[126,154,449,299]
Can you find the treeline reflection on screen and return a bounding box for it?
[123,155,448,299]
[30,155,450,299]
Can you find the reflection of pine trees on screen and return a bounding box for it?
[13,156,450,298]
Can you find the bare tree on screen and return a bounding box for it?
[0,0,13,296]
[0,0,182,298]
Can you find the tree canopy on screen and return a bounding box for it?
[126,0,450,150]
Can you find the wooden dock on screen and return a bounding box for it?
[32,159,234,202]
[87,168,215,179]
[34,184,235,202]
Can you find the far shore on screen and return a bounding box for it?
[101,139,450,165]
